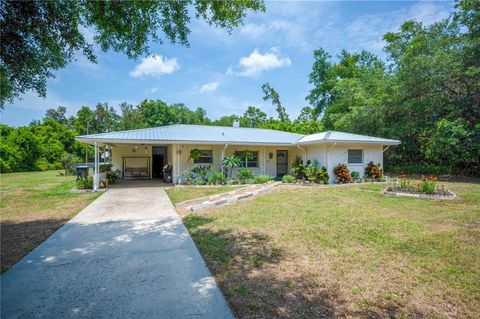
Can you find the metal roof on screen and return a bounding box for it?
[76,125,400,146]
[76,124,304,145]
[297,131,400,145]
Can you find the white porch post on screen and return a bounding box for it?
[221,144,228,174]
[93,141,99,191]
[172,144,177,183]
[262,146,266,175]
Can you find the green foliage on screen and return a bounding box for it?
[262,82,289,122]
[236,167,254,183]
[208,171,226,185]
[107,171,119,184]
[365,162,383,180]
[77,176,93,190]
[282,175,295,183]
[189,148,203,161]
[418,176,438,195]
[0,0,265,107]
[253,175,272,184]
[351,171,361,181]
[290,155,305,180]
[334,164,352,184]
[316,166,329,184]
[305,164,317,182]
[222,156,243,178]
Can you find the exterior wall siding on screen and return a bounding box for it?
[110,143,383,184]
[306,143,384,183]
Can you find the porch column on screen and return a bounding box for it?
[93,141,99,191]
[221,144,228,174]
[262,146,266,175]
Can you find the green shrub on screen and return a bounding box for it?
[333,164,352,184]
[418,176,437,194]
[34,158,56,171]
[365,162,383,179]
[77,176,93,189]
[290,155,305,180]
[316,166,329,184]
[193,179,206,185]
[282,175,295,183]
[351,171,361,180]
[253,175,272,184]
[107,170,119,183]
[236,167,254,182]
[305,164,317,182]
[208,171,226,185]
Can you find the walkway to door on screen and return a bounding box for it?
[1,184,233,318]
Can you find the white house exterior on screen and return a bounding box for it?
[75,124,400,188]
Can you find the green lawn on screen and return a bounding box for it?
[183,182,480,318]
[0,171,101,273]
[165,186,243,205]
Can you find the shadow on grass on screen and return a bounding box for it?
[183,214,430,318]
[183,214,339,318]
[1,218,70,273]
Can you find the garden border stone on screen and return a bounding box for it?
[382,187,456,200]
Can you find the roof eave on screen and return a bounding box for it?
[298,139,401,146]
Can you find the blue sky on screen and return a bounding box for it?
[2,1,455,127]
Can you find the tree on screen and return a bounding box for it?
[221,156,243,178]
[0,0,265,108]
[44,106,68,126]
[261,82,289,122]
[242,106,267,128]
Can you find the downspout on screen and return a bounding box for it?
[325,142,337,183]
[296,144,307,162]
[383,145,390,153]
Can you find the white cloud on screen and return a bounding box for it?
[199,81,220,93]
[130,55,180,78]
[231,48,291,77]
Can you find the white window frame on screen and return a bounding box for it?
[234,151,259,168]
[193,150,213,164]
[347,149,363,164]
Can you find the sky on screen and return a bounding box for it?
[1,0,455,127]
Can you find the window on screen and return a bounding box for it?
[234,151,259,168]
[194,150,213,164]
[348,149,363,164]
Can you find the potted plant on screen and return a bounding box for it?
[189,148,203,161]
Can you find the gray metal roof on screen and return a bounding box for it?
[76,124,304,145]
[76,125,400,146]
[297,131,400,145]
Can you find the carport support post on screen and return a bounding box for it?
[93,141,99,191]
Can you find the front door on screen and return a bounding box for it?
[152,146,167,178]
[276,150,288,178]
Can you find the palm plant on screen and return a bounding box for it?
[222,156,243,178]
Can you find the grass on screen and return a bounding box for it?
[165,186,243,205]
[0,170,101,273]
[182,181,480,318]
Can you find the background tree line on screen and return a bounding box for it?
[1,1,478,175]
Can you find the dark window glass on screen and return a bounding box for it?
[348,149,363,164]
[194,150,213,164]
[234,151,259,168]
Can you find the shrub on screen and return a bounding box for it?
[399,175,415,192]
[34,158,57,171]
[365,162,383,179]
[290,155,305,180]
[305,164,317,182]
[282,175,295,183]
[333,164,352,184]
[208,171,226,185]
[236,167,254,182]
[418,175,437,194]
[77,176,93,189]
[351,171,361,181]
[253,175,272,184]
[316,166,329,184]
[107,170,119,183]
[189,148,203,161]
[222,156,243,178]
[193,179,206,186]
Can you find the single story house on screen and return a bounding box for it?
[75,123,400,188]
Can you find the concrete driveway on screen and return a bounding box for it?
[1,184,233,318]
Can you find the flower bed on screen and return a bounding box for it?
[383,175,456,199]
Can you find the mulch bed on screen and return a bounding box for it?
[383,187,456,199]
